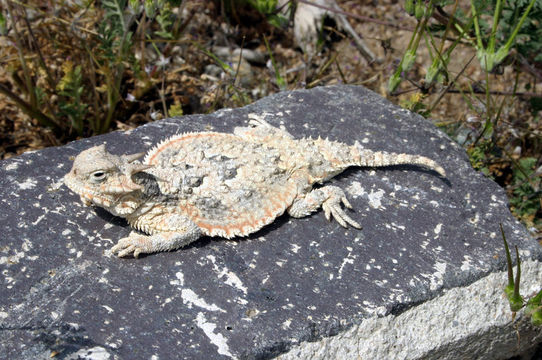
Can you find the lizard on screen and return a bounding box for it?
[64,118,446,258]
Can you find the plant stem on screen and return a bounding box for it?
[471,1,484,50]
[488,0,503,54]
[501,0,537,53]
[0,83,58,129]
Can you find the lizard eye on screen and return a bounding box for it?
[90,170,107,183]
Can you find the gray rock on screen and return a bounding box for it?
[0,85,540,359]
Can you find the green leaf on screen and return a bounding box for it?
[527,290,542,326]
[402,49,417,72]
[0,11,6,35]
[405,0,415,15]
[388,74,402,93]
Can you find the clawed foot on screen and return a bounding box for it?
[111,232,153,258]
[321,186,362,229]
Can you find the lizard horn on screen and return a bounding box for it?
[128,163,153,175]
[118,163,153,192]
[123,152,145,163]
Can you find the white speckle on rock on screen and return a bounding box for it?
[420,240,430,250]
[422,261,447,291]
[469,213,480,224]
[5,162,19,171]
[102,305,114,314]
[391,223,405,231]
[347,183,386,209]
[196,312,236,359]
[346,181,363,198]
[368,189,385,209]
[434,223,442,235]
[207,255,247,295]
[65,346,112,360]
[32,211,47,226]
[19,178,37,190]
[291,244,301,253]
[461,255,474,271]
[0,251,25,265]
[181,289,225,312]
[170,271,185,286]
[337,252,357,279]
[519,249,531,258]
[282,319,292,329]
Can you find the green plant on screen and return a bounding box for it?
[400,92,430,117]
[501,224,542,325]
[389,0,541,235]
[57,62,87,135]
[466,140,496,177]
[508,157,541,229]
[389,0,452,93]
[0,0,188,139]
[264,35,287,90]
[245,0,289,28]
[472,0,537,72]
[390,0,539,91]
[95,0,136,133]
[496,0,542,63]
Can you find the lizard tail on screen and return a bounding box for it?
[311,137,446,179]
[353,140,446,177]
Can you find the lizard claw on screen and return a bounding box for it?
[111,232,152,258]
[321,186,362,229]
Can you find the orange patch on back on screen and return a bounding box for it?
[191,182,298,238]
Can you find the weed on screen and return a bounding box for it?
[0,0,190,139]
[508,157,541,230]
[501,224,542,325]
[388,0,542,234]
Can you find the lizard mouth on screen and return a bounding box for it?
[64,172,141,217]
[64,172,116,209]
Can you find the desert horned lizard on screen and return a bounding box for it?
[64,119,445,258]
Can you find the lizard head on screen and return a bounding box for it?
[64,144,152,216]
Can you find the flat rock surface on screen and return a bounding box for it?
[1,85,540,359]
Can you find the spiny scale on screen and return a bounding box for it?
[142,132,298,237]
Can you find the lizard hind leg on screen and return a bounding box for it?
[287,185,362,229]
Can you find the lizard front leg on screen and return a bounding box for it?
[112,215,202,258]
[287,185,362,229]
